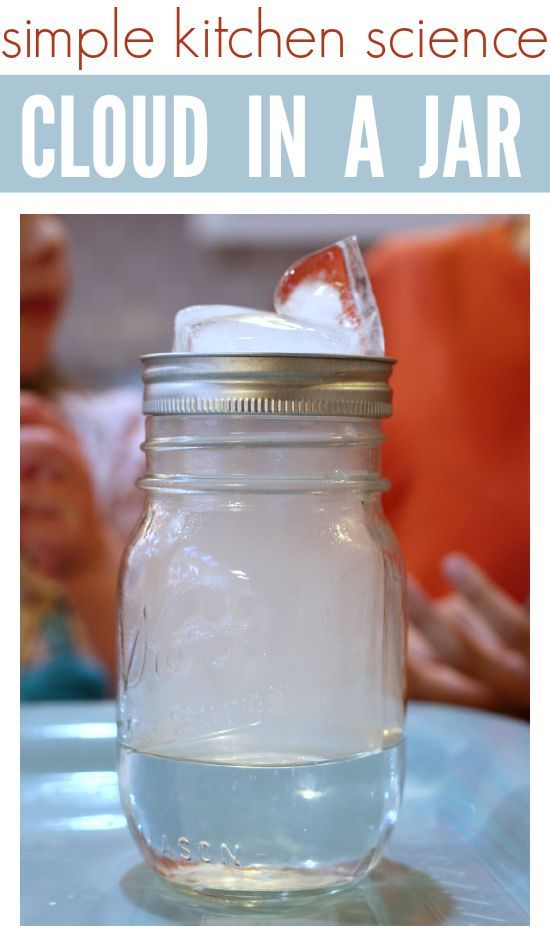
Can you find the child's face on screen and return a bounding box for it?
[20,215,70,382]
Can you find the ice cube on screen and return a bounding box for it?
[173,304,363,354]
[274,235,384,356]
[172,236,384,356]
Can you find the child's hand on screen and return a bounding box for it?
[407,553,529,717]
[21,392,112,579]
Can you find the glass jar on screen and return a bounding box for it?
[117,354,406,897]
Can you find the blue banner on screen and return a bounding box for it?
[1,74,548,191]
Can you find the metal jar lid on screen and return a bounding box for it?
[141,353,395,418]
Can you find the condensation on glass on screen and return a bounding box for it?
[117,354,406,898]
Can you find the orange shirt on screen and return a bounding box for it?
[367,221,529,601]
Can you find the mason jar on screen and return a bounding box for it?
[117,353,406,897]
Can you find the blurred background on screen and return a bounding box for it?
[23,211,528,715]
[56,214,491,386]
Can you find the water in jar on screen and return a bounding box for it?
[118,739,404,895]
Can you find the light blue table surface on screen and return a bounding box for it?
[20,701,529,926]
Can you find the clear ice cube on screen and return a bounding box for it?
[173,304,364,354]
[172,236,384,356]
[274,236,384,356]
